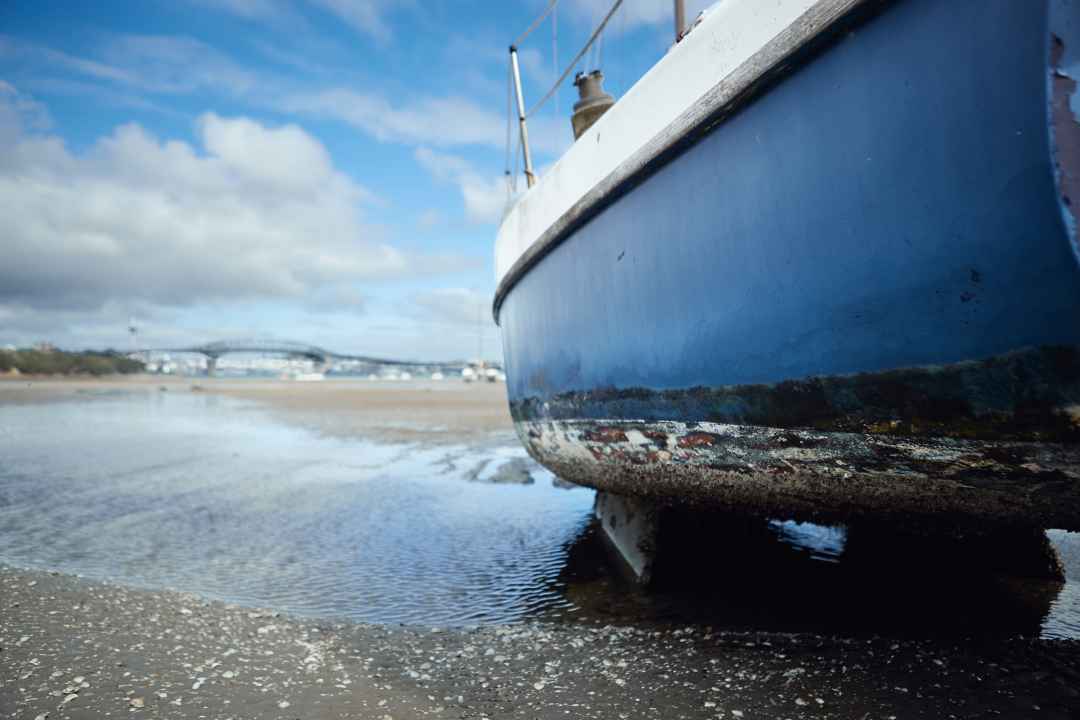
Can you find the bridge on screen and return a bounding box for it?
[142,338,473,376]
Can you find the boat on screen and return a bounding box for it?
[495,0,1080,530]
[285,371,326,382]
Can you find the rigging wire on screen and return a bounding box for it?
[526,0,624,118]
[596,15,605,69]
[552,2,559,117]
[513,0,559,48]
[512,118,521,194]
[504,59,514,199]
[614,0,627,95]
[584,25,593,74]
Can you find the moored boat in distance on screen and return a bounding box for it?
[289,372,326,382]
[495,0,1080,530]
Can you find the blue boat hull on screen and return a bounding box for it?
[496,0,1080,527]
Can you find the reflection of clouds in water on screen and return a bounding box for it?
[767,520,846,563]
[1048,530,1080,577]
[3,389,1080,638]
[1045,582,1080,641]
[1045,530,1080,640]
[0,390,594,626]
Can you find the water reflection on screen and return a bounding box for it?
[767,519,846,562]
[553,513,1076,640]
[0,390,594,625]
[1045,530,1080,639]
[1,387,1078,638]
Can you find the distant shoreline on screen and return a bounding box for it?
[0,347,144,376]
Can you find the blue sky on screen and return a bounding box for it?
[0,0,705,361]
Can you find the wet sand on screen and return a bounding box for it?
[2,565,1080,719]
[210,378,515,445]
[0,375,514,445]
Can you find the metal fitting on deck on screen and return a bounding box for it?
[571,70,615,140]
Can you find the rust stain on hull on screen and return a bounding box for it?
[583,427,630,443]
[508,346,1080,529]
[512,346,1080,443]
[517,417,1080,529]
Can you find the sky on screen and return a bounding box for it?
[0,0,710,361]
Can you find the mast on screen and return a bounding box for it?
[128,316,138,354]
[509,46,536,188]
[674,0,686,41]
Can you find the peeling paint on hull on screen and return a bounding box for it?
[510,347,1080,528]
[513,346,1080,444]
[517,416,1080,529]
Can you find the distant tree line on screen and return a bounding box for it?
[0,348,145,376]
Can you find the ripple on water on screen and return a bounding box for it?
[1044,530,1080,640]
[2,389,1080,638]
[0,391,593,626]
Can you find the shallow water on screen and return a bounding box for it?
[0,387,1078,639]
[0,389,593,625]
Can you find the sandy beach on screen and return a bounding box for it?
[3,564,1080,720]
[210,378,515,445]
[0,375,515,445]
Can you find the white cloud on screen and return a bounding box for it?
[15,77,181,118]
[198,113,349,194]
[0,80,50,133]
[306,0,405,43]
[518,46,555,89]
[410,288,493,327]
[193,0,408,43]
[416,208,446,229]
[403,287,502,361]
[284,87,571,157]
[414,147,510,225]
[285,89,504,148]
[413,146,473,181]
[100,35,258,95]
[0,34,136,85]
[6,30,572,157]
[0,85,457,316]
[188,0,290,21]
[565,0,713,31]
[2,33,256,96]
[459,176,511,225]
[188,0,405,43]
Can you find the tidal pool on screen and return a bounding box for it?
[0,388,593,625]
[0,384,1077,639]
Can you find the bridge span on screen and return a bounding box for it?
[143,338,471,376]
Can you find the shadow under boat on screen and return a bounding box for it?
[549,511,1067,639]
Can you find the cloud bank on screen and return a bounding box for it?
[0,86,449,315]
[564,0,714,31]
[414,146,510,225]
